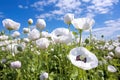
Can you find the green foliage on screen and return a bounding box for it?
[0,39,120,80]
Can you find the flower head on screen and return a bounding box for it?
[6,43,19,56]
[23,28,30,33]
[41,31,51,38]
[68,47,98,70]
[39,72,48,80]
[115,47,120,58]
[28,28,40,41]
[10,61,21,69]
[28,18,33,25]
[36,19,46,31]
[108,65,117,72]
[23,38,30,43]
[0,35,8,40]
[12,31,20,38]
[64,13,74,25]
[36,38,50,49]
[51,28,74,44]
[72,18,95,30]
[2,19,20,30]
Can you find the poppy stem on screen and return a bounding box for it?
[16,69,21,80]
[68,24,70,32]
[79,29,82,47]
[89,29,92,44]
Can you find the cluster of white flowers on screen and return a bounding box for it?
[1,13,120,77]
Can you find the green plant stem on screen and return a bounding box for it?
[68,24,70,32]
[16,69,21,80]
[90,29,92,44]
[78,68,81,80]
[9,30,11,54]
[45,50,49,73]
[79,29,82,47]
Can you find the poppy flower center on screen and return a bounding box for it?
[76,55,87,63]
[56,34,62,37]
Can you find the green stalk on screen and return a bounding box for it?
[45,50,49,73]
[89,29,92,44]
[16,69,21,80]
[78,68,81,80]
[68,24,70,32]
[79,29,83,47]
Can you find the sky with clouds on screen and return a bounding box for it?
[0,0,120,40]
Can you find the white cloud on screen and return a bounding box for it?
[86,13,95,18]
[92,18,120,39]
[87,0,119,14]
[36,13,54,20]
[0,12,4,18]
[31,0,57,11]
[31,0,119,20]
[82,0,91,2]
[18,5,28,9]
[31,0,82,20]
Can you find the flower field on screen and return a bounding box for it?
[0,14,120,80]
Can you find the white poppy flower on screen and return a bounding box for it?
[105,55,113,60]
[117,35,120,40]
[0,35,8,40]
[0,40,10,46]
[107,45,114,51]
[64,13,74,25]
[10,61,21,69]
[112,42,119,47]
[68,47,98,70]
[12,31,20,38]
[28,18,33,25]
[2,19,20,30]
[23,28,30,33]
[28,28,40,41]
[51,28,74,44]
[115,47,120,58]
[6,43,19,56]
[1,47,6,51]
[39,72,48,80]
[72,18,95,30]
[41,31,51,38]
[36,19,46,31]
[36,38,49,49]
[108,65,117,72]
[108,52,114,57]
[23,38,30,43]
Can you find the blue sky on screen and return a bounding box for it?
[0,0,120,40]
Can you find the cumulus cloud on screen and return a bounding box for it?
[82,0,91,3]
[31,0,82,20]
[0,12,5,18]
[31,0,119,20]
[92,18,120,39]
[18,5,28,9]
[31,0,57,11]
[87,0,119,14]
